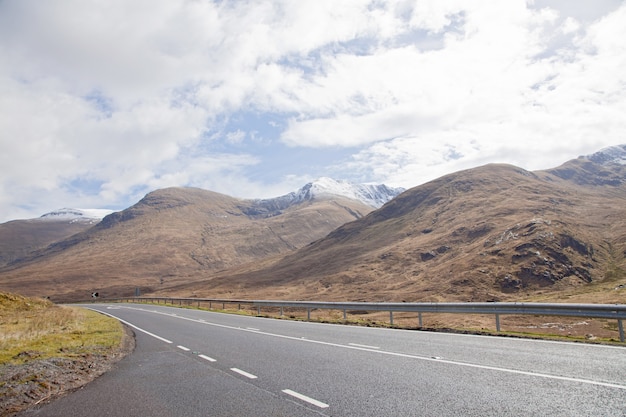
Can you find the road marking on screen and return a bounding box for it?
[349,343,380,349]
[230,368,257,379]
[198,354,216,362]
[246,327,260,331]
[177,345,190,351]
[91,309,173,344]
[282,389,329,409]
[108,306,626,390]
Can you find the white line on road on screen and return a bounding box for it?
[282,389,329,409]
[91,309,173,344]
[230,368,258,379]
[348,343,380,349]
[198,354,216,362]
[246,327,260,331]
[177,345,190,351]
[110,306,626,390]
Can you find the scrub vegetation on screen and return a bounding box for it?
[0,292,130,416]
[0,292,122,364]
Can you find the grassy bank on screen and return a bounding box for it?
[0,292,123,365]
[1,292,128,416]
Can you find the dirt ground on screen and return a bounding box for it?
[0,326,134,417]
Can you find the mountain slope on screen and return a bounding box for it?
[0,209,109,267]
[167,150,626,303]
[0,184,383,301]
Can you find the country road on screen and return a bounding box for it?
[20,303,626,416]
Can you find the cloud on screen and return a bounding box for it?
[0,0,624,221]
[279,1,626,188]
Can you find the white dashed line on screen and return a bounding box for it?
[246,327,260,331]
[177,345,190,351]
[282,389,329,409]
[198,354,216,362]
[99,306,626,391]
[230,368,258,379]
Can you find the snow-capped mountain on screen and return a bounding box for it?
[587,144,626,165]
[39,208,114,223]
[242,178,404,218]
[288,177,404,208]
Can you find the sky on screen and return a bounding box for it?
[1,0,625,222]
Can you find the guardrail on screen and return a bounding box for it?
[110,297,626,342]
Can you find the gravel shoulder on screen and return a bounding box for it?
[0,325,135,417]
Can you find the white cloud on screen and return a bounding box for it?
[0,0,624,221]
[279,1,626,188]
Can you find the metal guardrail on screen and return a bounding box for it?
[111,297,626,342]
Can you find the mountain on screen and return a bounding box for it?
[3,149,626,306]
[162,146,626,304]
[586,144,626,165]
[274,177,403,208]
[39,208,114,222]
[241,178,403,218]
[0,180,402,301]
[0,208,112,267]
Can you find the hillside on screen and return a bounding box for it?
[0,186,381,301]
[163,151,626,304]
[1,148,625,305]
[0,209,107,267]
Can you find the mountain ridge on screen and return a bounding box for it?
[1,147,625,306]
[159,149,626,304]
[0,182,392,300]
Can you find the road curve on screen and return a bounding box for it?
[20,303,626,416]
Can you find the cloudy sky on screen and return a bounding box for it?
[1,0,625,222]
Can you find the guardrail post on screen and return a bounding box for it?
[390,311,394,325]
[307,308,311,321]
[257,306,261,315]
[495,314,501,332]
[280,306,284,316]
[618,319,624,343]
[418,312,423,328]
[343,309,347,320]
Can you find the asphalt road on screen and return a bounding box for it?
[21,303,626,416]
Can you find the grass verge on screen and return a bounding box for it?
[0,292,123,365]
[1,292,129,416]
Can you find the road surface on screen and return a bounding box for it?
[20,303,626,416]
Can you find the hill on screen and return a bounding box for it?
[0,182,395,301]
[0,209,109,267]
[1,147,625,305]
[162,147,626,304]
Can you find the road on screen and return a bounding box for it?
[20,303,626,416]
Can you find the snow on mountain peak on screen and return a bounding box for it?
[587,144,626,165]
[39,208,114,223]
[292,177,404,208]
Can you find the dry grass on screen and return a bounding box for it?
[0,292,123,365]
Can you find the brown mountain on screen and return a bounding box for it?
[0,211,101,267]
[163,151,626,304]
[2,148,625,306]
[0,187,377,301]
